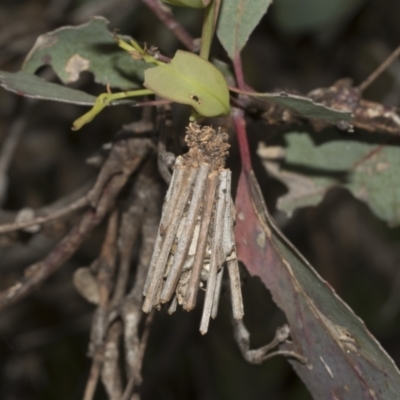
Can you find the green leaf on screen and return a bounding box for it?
[162,0,210,8]
[23,16,151,90]
[272,0,365,34]
[217,0,273,59]
[144,50,230,117]
[236,169,400,399]
[264,92,353,127]
[0,70,97,105]
[259,131,400,225]
[235,89,353,128]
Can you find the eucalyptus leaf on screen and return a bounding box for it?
[144,50,230,117]
[235,169,400,399]
[264,92,352,127]
[259,131,400,225]
[23,16,151,90]
[217,0,272,59]
[0,70,97,105]
[235,89,353,127]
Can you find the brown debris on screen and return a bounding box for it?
[183,122,230,170]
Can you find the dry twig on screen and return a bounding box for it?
[233,318,307,364]
[358,44,400,92]
[101,321,123,400]
[141,0,197,52]
[0,135,153,311]
[83,210,120,400]
[0,118,24,205]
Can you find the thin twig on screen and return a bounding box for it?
[123,162,161,376]
[121,311,155,400]
[161,164,210,302]
[143,164,185,296]
[101,321,123,400]
[83,357,103,400]
[168,295,178,314]
[98,210,119,306]
[80,211,122,400]
[157,105,175,184]
[211,266,224,319]
[358,44,400,92]
[233,318,307,364]
[111,175,149,306]
[0,193,90,234]
[0,118,24,205]
[200,170,228,335]
[183,171,218,311]
[0,138,152,311]
[143,165,197,312]
[141,0,197,52]
[224,198,244,320]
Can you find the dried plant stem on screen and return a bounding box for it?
[227,259,243,320]
[233,319,307,364]
[143,166,197,312]
[224,198,244,320]
[358,44,400,92]
[101,321,123,400]
[83,358,102,400]
[142,123,240,333]
[200,170,229,334]
[0,193,90,234]
[143,165,185,295]
[168,295,178,314]
[0,118,24,205]
[161,163,210,302]
[211,266,224,319]
[123,171,161,378]
[112,159,159,306]
[83,210,120,400]
[121,312,155,400]
[183,171,218,311]
[98,210,119,306]
[141,0,197,52]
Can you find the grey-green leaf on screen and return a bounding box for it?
[23,16,150,90]
[259,131,400,225]
[236,169,400,399]
[251,91,353,128]
[0,70,97,105]
[217,0,273,59]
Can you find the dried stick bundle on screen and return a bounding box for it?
[142,123,244,334]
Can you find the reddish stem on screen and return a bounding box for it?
[233,53,252,172]
[233,53,246,91]
[233,109,252,172]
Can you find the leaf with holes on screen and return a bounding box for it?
[144,50,230,117]
[217,0,273,59]
[23,16,151,90]
[235,169,400,399]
